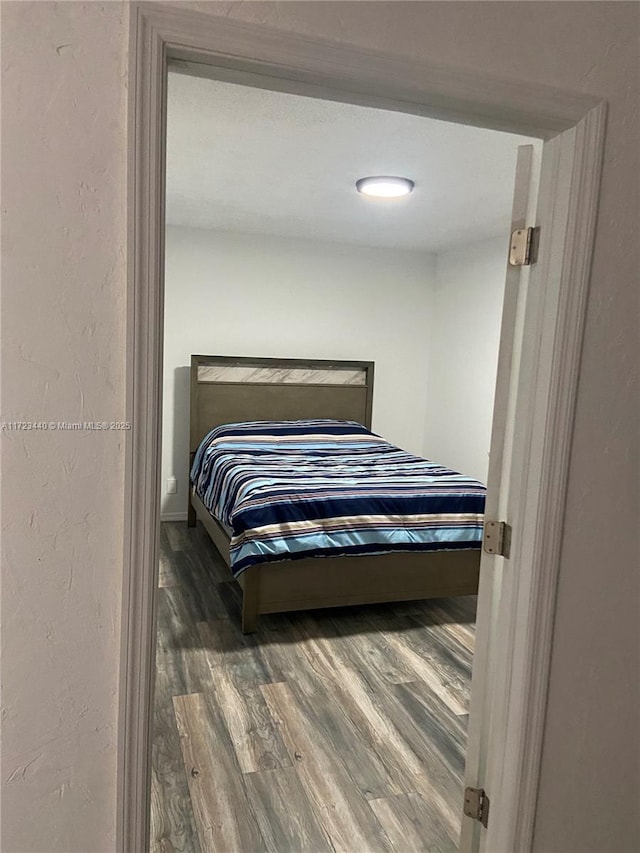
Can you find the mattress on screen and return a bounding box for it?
[190,419,486,577]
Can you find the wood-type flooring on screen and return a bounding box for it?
[151,521,477,853]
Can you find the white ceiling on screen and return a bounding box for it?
[166,72,537,254]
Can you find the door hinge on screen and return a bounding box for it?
[483,520,512,558]
[463,786,490,829]
[509,226,539,266]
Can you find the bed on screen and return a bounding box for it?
[188,354,483,632]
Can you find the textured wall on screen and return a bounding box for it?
[1,2,128,851]
[2,2,638,852]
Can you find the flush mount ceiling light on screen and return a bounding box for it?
[355,176,415,198]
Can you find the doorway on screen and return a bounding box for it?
[119,6,605,853]
[153,68,538,852]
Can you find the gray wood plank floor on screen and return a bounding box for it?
[151,521,477,853]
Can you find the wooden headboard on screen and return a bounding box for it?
[189,355,374,453]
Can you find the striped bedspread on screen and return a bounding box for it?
[190,419,486,577]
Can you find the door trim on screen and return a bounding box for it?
[464,107,606,853]
[503,107,605,851]
[119,4,606,852]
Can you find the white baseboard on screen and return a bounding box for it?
[160,512,188,522]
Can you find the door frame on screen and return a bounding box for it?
[119,3,605,852]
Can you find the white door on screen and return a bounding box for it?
[460,143,542,852]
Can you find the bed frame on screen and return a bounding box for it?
[188,354,480,632]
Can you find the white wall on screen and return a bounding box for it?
[3,3,638,852]
[162,226,435,518]
[424,237,506,484]
[2,4,127,852]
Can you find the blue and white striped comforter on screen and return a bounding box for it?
[190,419,486,577]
